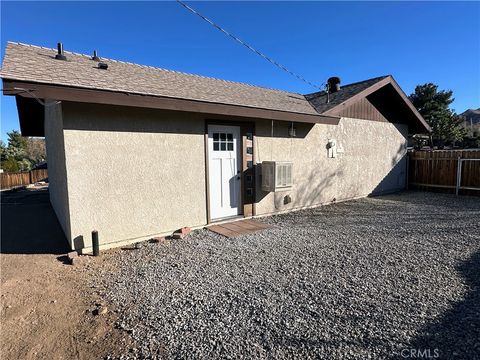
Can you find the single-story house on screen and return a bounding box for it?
[1,42,430,252]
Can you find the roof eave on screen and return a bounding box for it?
[388,77,432,133]
[2,79,340,126]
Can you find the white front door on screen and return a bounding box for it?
[208,125,242,220]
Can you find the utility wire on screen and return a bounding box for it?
[176,0,323,90]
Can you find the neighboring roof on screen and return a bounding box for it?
[461,108,480,115]
[305,76,389,113]
[0,42,319,116]
[32,161,47,170]
[461,108,480,123]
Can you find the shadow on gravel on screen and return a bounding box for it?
[381,191,480,211]
[392,251,480,359]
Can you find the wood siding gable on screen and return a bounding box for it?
[334,96,388,123]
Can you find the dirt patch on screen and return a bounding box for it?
[0,188,131,359]
[0,253,130,359]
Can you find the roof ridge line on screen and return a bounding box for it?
[6,41,301,96]
[304,75,390,97]
[340,75,391,88]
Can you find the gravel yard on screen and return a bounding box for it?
[95,191,480,359]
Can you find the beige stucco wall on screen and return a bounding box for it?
[46,101,407,251]
[61,102,207,250]
[44,102,72,240]
[254,117,408,215]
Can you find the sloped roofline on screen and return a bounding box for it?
[320,75,431,133]
[1,41,328,122]
[1,41,299,95]
[1,41,430,134]
[304,75,389,99]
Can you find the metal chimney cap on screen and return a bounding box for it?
[327,76,341,93]
[328,76,341,83]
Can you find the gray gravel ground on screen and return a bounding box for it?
[94,191,480,359]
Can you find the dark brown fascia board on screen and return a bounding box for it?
[388,78,432,133]
[322,76,431,133]
[2,80,340,126]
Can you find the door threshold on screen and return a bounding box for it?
[210,214,244,224]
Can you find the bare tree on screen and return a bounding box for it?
[26,138,46,165]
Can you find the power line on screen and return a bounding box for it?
[176,0,323,90]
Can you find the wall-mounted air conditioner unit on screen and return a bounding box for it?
[261,161,293,192]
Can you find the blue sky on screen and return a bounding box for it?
[1,1,479,142]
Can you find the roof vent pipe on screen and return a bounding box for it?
[327,76,341,93]
[91,50,100,61]
[55,42,67,61]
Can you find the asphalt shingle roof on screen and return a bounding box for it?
[0,42,320,116]
[305,76,389,113]
[2,41,423,132]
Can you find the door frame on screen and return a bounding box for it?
[207,124,242,220]
[204,119,256,224]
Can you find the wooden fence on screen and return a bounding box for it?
[408,150,480,196]
[0,169,48,190]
